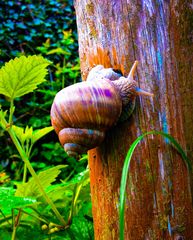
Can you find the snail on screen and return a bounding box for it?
[51,61,153,157]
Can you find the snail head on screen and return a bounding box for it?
[113,61,154,106]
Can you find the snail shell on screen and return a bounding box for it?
[51,77,122,157]
[51,61,153,157]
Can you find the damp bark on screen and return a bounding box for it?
[74,1,193,239]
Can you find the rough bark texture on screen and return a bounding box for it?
[74,1,193,239]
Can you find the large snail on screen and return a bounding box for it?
[51,61,153,157]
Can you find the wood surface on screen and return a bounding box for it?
[74,1,193,239]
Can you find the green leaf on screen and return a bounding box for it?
[24,126,33,141]
[15,165,67,198]
[119,130,192,240]
[47,184,72,208]
[32,126,53,144]
[0,55,51,100]
[12,125,25,145]
[67,215,94,240]
[47,47,70,55]
[61,169,90,189]
[12,125,33,146]
[12,125,53,146]
[0,187,36,215]
[47,169,90,208]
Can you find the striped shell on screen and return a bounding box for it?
[50,61,153,158]
[51,78,122,157]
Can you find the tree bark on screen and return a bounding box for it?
[74,1,193,239]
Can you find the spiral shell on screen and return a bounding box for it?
[51,77,122,157]
[51,61,153,157]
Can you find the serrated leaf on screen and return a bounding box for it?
[25,126,33,141]
[47,170,90,206]
[61,169,90,187]
[32,126,53,144]
[0,187,36,215]
[12,125,25,144]
[13,125,53,146]
[0,55,51,100]
[47,185,72,208]
[12,125,33,146]
[15,165,67,198]
[68,215,94,239]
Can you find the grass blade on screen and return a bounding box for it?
[119,130,192,240]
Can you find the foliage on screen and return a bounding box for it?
[0,1,93,239]
[119,131,192,240]
[0,0,81,181]
[0,169,92,240]
[0,56,93,239]
[0,0,77,66]
[0,187,36,215]
[37,30,80,87]
[0,55,50,99]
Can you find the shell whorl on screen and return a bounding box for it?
[87,65,122,81]
[59,128,105,157]
[50,61,153,157]
[50,76,122,157]
[51,78,122,133]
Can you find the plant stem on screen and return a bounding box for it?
[7,126,67,226]
[23,143,33,183]
[11,226,17,240]
[20,209,48,224]
[22,164,27,183]
[0,209,11,226]
[9,99,14,124]
[11,209,22,240]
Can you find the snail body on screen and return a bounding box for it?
[51,61,153,157]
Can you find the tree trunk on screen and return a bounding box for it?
[74,1,193,239]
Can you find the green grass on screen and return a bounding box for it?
[119,130,192,240]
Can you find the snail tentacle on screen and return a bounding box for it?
[135,87,154,97]
[128,60,138,79]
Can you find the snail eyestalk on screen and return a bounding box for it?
[127,61,154,98]
[127,61,153,97]
[128,61,138,79]
[135,87,154,97]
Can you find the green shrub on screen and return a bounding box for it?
[0,2,93,238]
[0,55,93,239]
[0,0,77,65]
[0,0,81,179]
